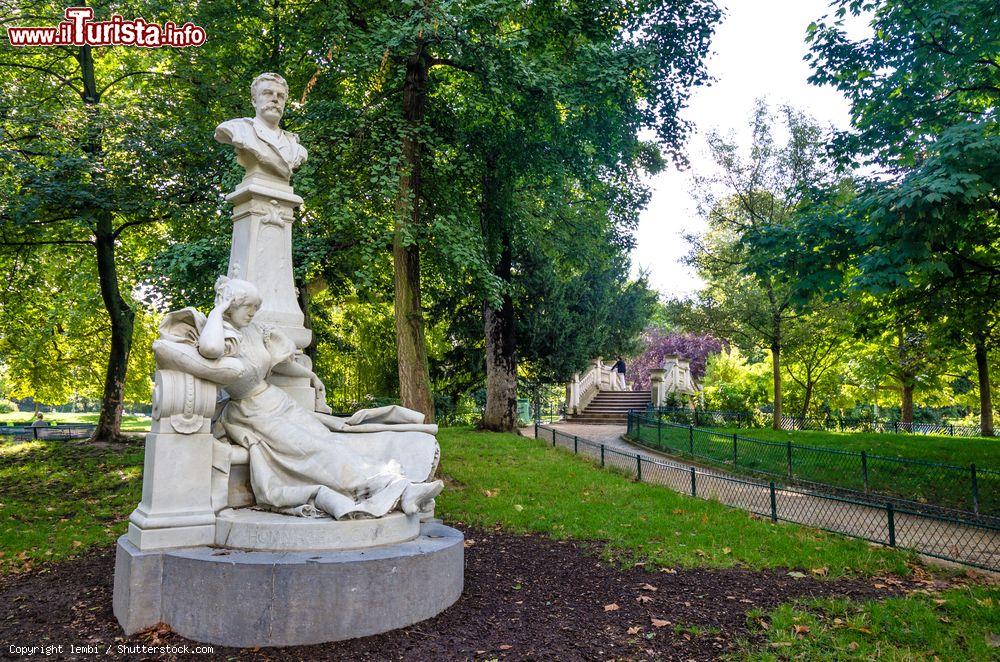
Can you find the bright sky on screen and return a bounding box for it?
[632,0,862,298]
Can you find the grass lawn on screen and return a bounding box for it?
[0,411,151,433]
[631,421,1000,515]
[734,584,1000,660]
[0,436,145,573]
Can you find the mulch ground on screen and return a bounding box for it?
[1,525,927,661]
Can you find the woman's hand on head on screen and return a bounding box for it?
[214,288,235,312]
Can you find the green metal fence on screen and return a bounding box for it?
[536,422,1000,572]
[626,412,999,520]
[0,424,95,441]
[647,406,986,437]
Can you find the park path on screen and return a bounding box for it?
[526,422,999,572]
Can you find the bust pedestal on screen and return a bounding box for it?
[226,174,308,349]
[225,173,319,411]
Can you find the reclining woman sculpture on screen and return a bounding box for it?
[154,275,443,520]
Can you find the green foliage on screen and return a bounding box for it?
[311,296,400,409]
[700,348,771,415]
[738,2,999,431]
[806,0,1000,168]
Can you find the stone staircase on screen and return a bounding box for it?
[565,390,651,424]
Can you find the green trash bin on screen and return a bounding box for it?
[517,398,531,425]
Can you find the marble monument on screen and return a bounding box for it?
[113,73,463,647]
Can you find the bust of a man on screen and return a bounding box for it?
[214,73,308,184]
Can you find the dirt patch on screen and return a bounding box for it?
[1,526,919,660]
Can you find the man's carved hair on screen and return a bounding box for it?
[250,72,288,100]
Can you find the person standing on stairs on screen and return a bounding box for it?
[612,356,627,391]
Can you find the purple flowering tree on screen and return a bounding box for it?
[628,328,726,390]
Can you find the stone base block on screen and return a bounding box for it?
[113,522,464,647]
[127,522,216,550]
[214,508,420,551]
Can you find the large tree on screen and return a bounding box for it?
[0,1,224,440]
[794,0,999,433]
[689,103,837,428]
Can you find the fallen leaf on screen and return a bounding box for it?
[637,595,654,604]
[72,541,83,548]
[932,599,947,606]
[722,547,732,555]
[793,625,810,636]
[651,618,669,628]
[513,504,524,512]
[874,583,887,589]
[640,583,658,591]
[499,644,512,650]
[604,603,620,612]
[660,568,677,574]
[787,571,807,579]
[810,567,828,577]
[483,489,497,498]
[986,633,1000,648]
[627,626,641,635]
[769,642,792,648]
[464,540,476,548]
[848,642,859,651]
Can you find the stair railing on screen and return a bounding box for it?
[567,358,615,414]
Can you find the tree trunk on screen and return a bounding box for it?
[480,152,517,432]
[482,243,517,431]
[78,43,133,442]
[392,50,435,422]
[974,333,994,436]
[800,380,813,423]
[900,381,914,427]
[92,215,134,442]
[771,341,782,430]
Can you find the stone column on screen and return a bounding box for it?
[225,174,317,411]
[593,357,607,391]
[650,368,666,407]
[571,373,583,413]
[127,368,217,550]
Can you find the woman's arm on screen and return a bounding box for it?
[270,358,313,379]
[154,339,243,383]
[197,291,233,359]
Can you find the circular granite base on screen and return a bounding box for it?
[214,508,421,551]
[113,522,464,647]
